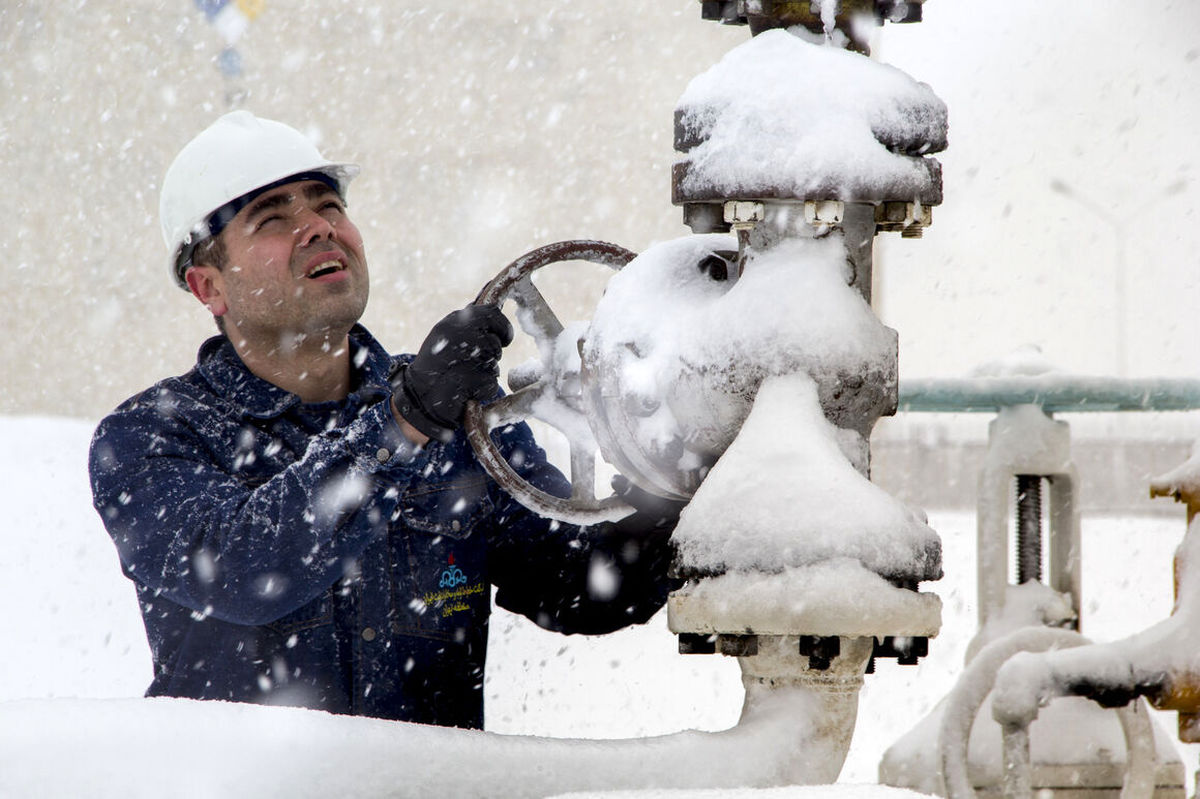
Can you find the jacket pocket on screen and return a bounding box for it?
[393,480,493,638]
[399,476,493,539]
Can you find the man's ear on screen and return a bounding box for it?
[185,265,228,318]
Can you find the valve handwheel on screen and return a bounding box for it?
[464,240,637,525]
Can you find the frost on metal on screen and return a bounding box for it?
[584,231,937,583]
[674,29,947,204]
[583,233,899,499]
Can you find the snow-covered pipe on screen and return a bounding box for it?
[985,513,1200,781]
[999,720,1033,799]
[939,627,1086,799]
[936,625,1158,799]
[994,699,1157,799]
[899,375,1200,415]
[1,670,869,799]
[738,635,877,783]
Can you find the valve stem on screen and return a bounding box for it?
[1015,474,1043,584]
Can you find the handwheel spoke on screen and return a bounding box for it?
[480,383,545,429]
[511,276,564,348]
[569,443,598,503]
[465,239,639,525]
[466,400,628,525]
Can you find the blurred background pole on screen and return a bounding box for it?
[1048,177,1187,378]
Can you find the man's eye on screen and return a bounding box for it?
[320,201,345,214]
[255,215,282,231]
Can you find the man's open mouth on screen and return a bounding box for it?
[306,259,346,279]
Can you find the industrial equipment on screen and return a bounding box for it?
[464,0,950,781]
[880,370,1200,798]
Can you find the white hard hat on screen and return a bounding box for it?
[159,110,359,289]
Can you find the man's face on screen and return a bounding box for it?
[187,179,369,349]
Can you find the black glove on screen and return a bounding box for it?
[608,475,687,540]
[492,475,686,636]
[392,304,514,442]
[588,474,687,621]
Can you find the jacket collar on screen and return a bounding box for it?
[195,324,396,420]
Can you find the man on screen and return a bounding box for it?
[89,111,678,729]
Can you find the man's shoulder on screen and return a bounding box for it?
[97,375,219,445]
[89,372,228,481]
[97,340,236,435]
[111,370,213,414]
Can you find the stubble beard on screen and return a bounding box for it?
[282,279,370,353]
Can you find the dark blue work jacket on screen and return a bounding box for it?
[89,326,671,729]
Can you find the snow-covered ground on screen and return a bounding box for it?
[2,415,1197,796]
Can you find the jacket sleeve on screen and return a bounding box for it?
[89,390,426,626]
[483,423,677,635]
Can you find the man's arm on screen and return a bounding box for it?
[388,303,679,633]
[90,391,423,626]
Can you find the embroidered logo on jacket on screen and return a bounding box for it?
[439,565,467,588]
[424,554,483,618]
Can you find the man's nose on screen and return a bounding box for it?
[297,209,335,246]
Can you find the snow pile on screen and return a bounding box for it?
[672,373,940,583]
[674,29,946,203]
[549,787,932,799]
[969,343,1060,378]
[0,686,869,798]
[0,416,152,699]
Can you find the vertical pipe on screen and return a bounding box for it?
[978,421,1012,628]
[1048,472,1082,628]
[738,636,875,784]
[1001,722,1034,799]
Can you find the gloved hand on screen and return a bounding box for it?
[608,474,688,540]
[392,304,514,442]
[587,474,687,612]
